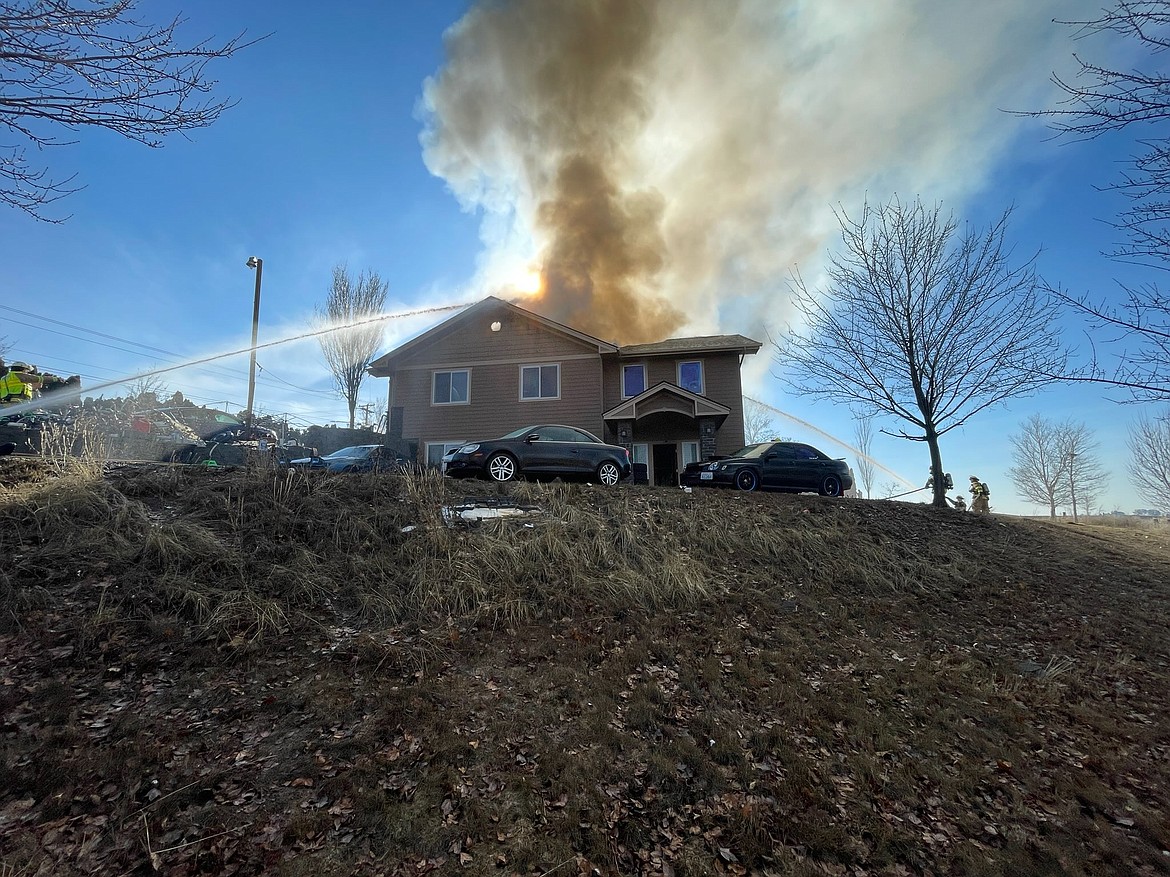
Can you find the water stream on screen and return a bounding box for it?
[1,303,468,420]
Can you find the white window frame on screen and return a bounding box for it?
[682,441,700,466]
[426,440,465,469]
[678,360,704,395]
[519,363,561,401]
[631,443,649,465]
[622,363,647,399]
[432,369,470,406]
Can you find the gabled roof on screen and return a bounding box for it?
[617,334,762,357]
[367,296,618,376]
[603,381,731,422]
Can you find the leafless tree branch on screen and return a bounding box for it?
[0,0,262,220]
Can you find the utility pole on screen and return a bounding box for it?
[1068,450,1078,523]
[245,256,264,425]
[358,403,374,428]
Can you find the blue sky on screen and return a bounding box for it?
[0,1,1161,515]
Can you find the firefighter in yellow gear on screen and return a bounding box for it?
[0,362,42,404]
[969,476,990,513]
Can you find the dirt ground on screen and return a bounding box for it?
[1,459,1168,876]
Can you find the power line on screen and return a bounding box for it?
[8,317,249,384]
[5,306,180,358]
[255,362,336,397]
[2,301,469,420]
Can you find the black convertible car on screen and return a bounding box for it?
[442,424,631,485]
[680,441,853,495]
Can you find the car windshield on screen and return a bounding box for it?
[730,443,773,459]
[499,425,541,440]
[323,446,376,460]
[497,425,603,442]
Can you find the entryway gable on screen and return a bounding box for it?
[602,381,730,423]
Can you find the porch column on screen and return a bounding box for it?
[699,416,718,460]
[615,419,635,453]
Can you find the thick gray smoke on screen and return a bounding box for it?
[420,0,1079,344]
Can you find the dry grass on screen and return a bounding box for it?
[1,460,1168,876]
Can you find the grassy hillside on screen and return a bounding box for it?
[1,459,1168,876]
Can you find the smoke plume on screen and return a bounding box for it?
[421,0,1077,344]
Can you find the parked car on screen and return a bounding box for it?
[442,424,631,485]
[202,424,280,445]
[680,441,853,496]
[172,424,282,465]
[285,444,407,474]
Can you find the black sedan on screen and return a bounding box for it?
[442,424,631,485]
[286,445,407,474]
[202,424,280,445]
[680,441,853,496]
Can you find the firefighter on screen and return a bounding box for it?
[969,476,991,514]
[0,362,42,404]
[926,470,954,491]
[949,494,967,512]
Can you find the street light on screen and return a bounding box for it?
[245,256,263,425]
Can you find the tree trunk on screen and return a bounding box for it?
[926,430,947,507]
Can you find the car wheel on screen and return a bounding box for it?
[819,474,842,496]
[734,468,759,491]
[597,461,621,486]
[486,452,518,482]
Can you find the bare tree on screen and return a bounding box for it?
[124,374,168,412]
[1009,415,1110,518]
[776,196,1072,508]
[1129,410,1170,510]
[742,398,777,444]
[1027,3,1170,401]
[1,0,256,220]
[852,415,877,499]
[317,266,389,429]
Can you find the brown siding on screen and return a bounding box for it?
[702,356,748,455]
[393,355,605,456]
[398,306,599,369]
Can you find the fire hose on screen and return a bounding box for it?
[882,486,931,500]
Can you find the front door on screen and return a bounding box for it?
[652,443,678,487]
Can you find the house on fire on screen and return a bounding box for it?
[367,296,761,486]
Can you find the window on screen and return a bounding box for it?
[622,364,646,398]
[631,444,649,464]
[426,441,464,468]
[682,442,700,465]
[520,364,560,400]
[678,360,703,394]
[432,370,469,405]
